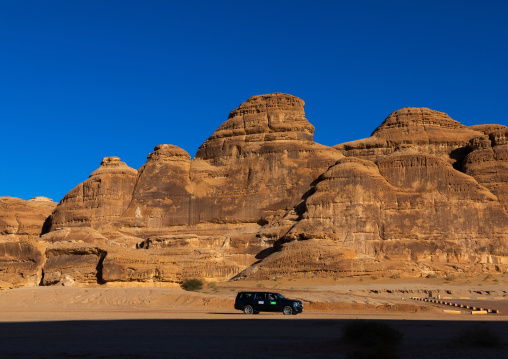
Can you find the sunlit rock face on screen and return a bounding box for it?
[0,197,56,288]
[48,157,138,230]
[190,93,343,224]
[0,197,55,239]
[3,95,507,287]
[242,110,508,280]
[463,126,508,211]
[121,144,192,227]
[334,107,483,167]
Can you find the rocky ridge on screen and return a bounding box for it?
[1,94,507,288]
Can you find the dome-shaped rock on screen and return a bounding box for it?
[48,157,138,230]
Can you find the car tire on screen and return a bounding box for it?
[243,305,254,314]
[282,306,293,315]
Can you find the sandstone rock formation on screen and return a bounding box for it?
[1,95,507,287]
[0,197,55,239]
[189,93,342,225]
[35,93,343,285]
[242,110,508,279]
[122,144,192,227]
[0,197,55,288]
[335,107,483,167]
[463,126,508,211]
[48,157,138,230]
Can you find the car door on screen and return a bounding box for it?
[253,293,268,311]
[266,293,280,312]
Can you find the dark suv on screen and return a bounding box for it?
[234,292,303,315]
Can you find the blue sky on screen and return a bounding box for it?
[1,0,507,202]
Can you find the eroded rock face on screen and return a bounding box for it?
[0,197,55,239]
[335,108,483,167]
[121,145,192,227]
[463,126,508,211]
[42,244,105,286]
[190,93,343,224]
[265,153,508,275]
[101,248,180,283]
[0,197,55,288]
[3,95,507,287]
[48,157,138,230]
[0,242,44,288]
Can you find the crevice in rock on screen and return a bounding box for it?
[39,269,45,286]
[40,214,53,235]
[96,250,107,285]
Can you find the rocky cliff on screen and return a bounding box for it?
[1,94,507,287]
[0,197,56,288]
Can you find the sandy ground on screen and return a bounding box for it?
[0,275,507,358]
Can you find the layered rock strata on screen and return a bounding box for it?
[463,126,508,211]
[190,93,343,224]
[335,107,483,167]
[1,95,507,287]
[0,197,55,239]
[0,197,55,288]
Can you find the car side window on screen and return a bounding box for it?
[255,293,265,300]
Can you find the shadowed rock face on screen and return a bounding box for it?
[48,157,138,230]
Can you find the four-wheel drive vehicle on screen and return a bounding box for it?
[234,292,303,315]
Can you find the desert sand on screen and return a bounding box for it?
[0,276,506,358]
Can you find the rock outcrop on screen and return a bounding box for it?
[190,93,343,224]
[463,126,508,211]
[122,145,192,227]
[1,95,507,287]
[335,107,483,167]
[243,110,508,279]
[35,93,342,285]
[0,197,55,239]
[48,157,138,230]
[0,197,55,288]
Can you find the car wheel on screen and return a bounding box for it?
[282,306,292,315]
[243,305,254,314]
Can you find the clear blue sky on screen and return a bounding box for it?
[1,0,507,202]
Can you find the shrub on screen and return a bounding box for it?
[180,278,204,291]
[458,327,503,348]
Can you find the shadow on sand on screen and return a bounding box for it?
[0,318,506,358]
